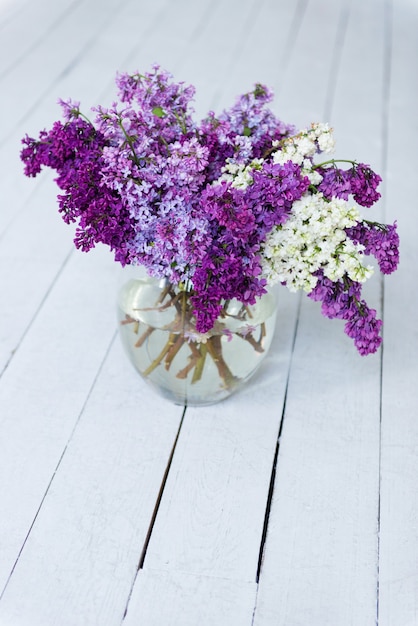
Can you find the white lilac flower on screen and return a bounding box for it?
[271,124,334,186]
[220,158,263,189]
[261,193,374,292]
[295,136,317,158]
[311,122,335,153]
[302,158,323,185]
[273,122,335,167]
[272,141,302,165]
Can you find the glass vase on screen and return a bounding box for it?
[117,268,278,406]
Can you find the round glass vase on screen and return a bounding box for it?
[117,268,278,406]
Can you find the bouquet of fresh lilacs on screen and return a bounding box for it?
[21,65,399,359]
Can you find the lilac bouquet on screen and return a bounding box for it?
[21,65,399,359]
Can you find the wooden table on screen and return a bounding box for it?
[0,0,416,624]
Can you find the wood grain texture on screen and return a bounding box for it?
[123,568,257,626]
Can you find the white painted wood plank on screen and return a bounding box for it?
[0,340,183,626]
[0,0,80,78]
[123,569,257,626]
[0,177,74,374]
[273,0,348,128]
[0,0,30,29]
[0,247,121,588]
[139,289,298,581]
[253,304,381,626]
[218,0,301,93]
[177,0,268,114]
[1,0,126,142]
[253,0,387,623]
[0,0,197,593]
[378,1,418,624]
[196,0,301,119]
[329,0,388,166]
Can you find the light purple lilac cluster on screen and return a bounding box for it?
[20,65,399,354]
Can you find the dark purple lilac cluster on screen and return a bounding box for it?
[346,221,399,275]
[190,161,309,332]
[20,65,399,355]
[21,117,136,264]
[317,162,382,207]
[308,272,383,355]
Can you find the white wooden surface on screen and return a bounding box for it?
[0,1,417,625]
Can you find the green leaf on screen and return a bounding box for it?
[152,106,166,118]
[253,83,267,98]
[243,126,251,137]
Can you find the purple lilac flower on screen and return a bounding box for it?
[116,65,196,117]
[202,183,255,237]
[191,251,266,333]
[308,272,361,320]
[349,163,382,207]
[87,74,211,280]
[114,65,197,144]
[21,114,136,264]
[190,183,267,332]
[317,166,351,200]
[189,160,309,331]
[346,221,399,274]
[246,161,310,235]
[221,83,295,156]
[198,84,294,182]
[308,271,382,355]
[344,308,383,356]
[317,162,381,207]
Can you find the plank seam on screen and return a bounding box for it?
[0,247,74,379]
[376,1,393,623]
[254,292,303,586]
[122,406,187,620]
